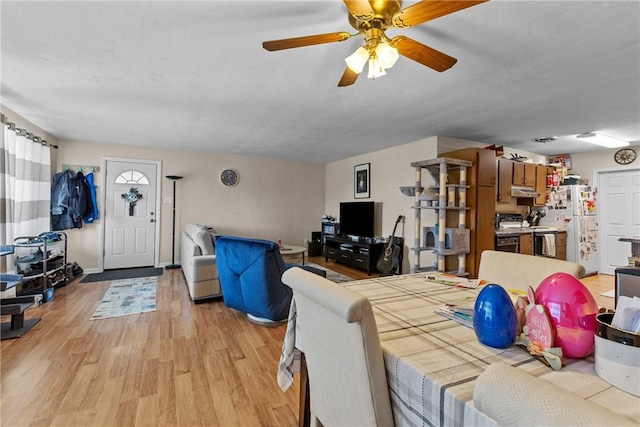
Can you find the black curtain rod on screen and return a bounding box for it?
[0,113,59,149]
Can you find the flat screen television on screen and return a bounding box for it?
[339,201,375,238]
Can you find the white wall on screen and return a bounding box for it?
[1,105,60,168]
[569,145,640,184]
[324,135,552,273]
[325,136,440,273]
[9,97,631,273]
[51,139,326,271]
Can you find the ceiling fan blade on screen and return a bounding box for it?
[262,32,351,51]
[392,1,488,28]
[394,36,457,72]
[338,67,360,87]
[343,0,375,21]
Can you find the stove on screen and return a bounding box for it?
[496,213,561,233]
[495,213,563,255]
[496,213,524,229]
[495,213,524,253]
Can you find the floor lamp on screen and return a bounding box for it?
[165,175,183,269]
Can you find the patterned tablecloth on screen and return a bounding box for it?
[340,274,640,427]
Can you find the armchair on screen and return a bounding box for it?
[214,236,325,323]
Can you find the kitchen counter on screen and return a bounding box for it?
[619,237,640,259]
[495,227,566,236]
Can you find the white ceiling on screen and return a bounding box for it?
[1,1,639,163]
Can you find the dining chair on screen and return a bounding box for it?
[477,249,585,291]
[474,363,636,426]
[282,267,394,427]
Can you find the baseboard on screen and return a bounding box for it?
[159,262,181,268]
[83,264,180,274]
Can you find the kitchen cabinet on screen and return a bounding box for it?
[497,159,513,203]
[533,231,567,261]
[513,162,536,186]
[500,160,551,206]
[441,148,496,277]
[442,148,496,187]
[556,231,567,260]
[520,233,533,255]
[534,165,548,206]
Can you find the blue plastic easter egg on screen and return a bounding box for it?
[473,284,518,349]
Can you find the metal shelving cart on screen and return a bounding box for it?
[14,231,67,297]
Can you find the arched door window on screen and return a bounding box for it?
[114,170,150,185]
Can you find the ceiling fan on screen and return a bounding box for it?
[262,0,488,87]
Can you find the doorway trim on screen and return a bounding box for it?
[593,165,640,274]
[99,156,162,272]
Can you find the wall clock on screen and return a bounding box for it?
[614,148,637,165]
[220,169,239,186]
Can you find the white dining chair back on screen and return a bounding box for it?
[282,267,394,427]
[478,250,585,291]
[474,363,636,426]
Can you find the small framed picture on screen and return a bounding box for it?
[354,163,370,199]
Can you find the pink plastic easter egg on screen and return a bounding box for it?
[535,273,598,358]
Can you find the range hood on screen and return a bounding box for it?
[511,186,540,198]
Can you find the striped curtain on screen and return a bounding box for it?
[1,123,51,250]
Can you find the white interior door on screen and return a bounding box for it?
[598,168,640,275]
[104,160,158,269]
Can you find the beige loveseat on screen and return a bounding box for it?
[477,250,585,292]
[180,224,221,302]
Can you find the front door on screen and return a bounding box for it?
[104,160,158,269]
[598,168,640,275]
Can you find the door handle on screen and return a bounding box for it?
[150,219,155,223]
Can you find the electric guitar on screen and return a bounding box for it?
[376,215,403,274]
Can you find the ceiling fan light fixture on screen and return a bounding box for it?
[375,42,399,69]
[531,136,557,143]
[367,56,387,79]
[576,132,629,148]
[345,46,370,74]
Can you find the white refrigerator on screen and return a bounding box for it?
[539,185,599,274]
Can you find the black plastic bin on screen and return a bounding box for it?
[308,241,322,257]
[615,267,640,306]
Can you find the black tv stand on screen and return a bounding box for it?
[324,235,384,275]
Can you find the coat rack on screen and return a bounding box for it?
[62,164,100,173]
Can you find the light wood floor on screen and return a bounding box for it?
[1,258,615,427]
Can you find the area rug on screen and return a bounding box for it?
[305,262,355,283]
[91,277,157,320]
[81,267,163,283]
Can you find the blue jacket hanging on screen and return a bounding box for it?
[84,172,99,223]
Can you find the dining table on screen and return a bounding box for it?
[328,273,640,426]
